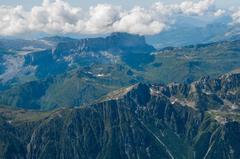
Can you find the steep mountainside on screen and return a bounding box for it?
[54,32,155,55]
[0,72,239,159]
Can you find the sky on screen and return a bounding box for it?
[0,0,240,37]
[1,0,240,9]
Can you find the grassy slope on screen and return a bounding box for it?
[142,41,240,83]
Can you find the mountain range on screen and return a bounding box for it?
[0,32,240,110]
[0,71,240,159]
[146,16,240,48]
[0,28,240,159]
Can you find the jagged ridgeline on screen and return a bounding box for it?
[0,72,240,159]
[0,33,240,110]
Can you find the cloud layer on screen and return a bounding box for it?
[232,8,240,24]
[0,0,228,36]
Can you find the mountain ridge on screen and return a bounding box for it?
[0,71,240,158]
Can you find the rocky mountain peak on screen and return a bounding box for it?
[107,32,148,48]
[101,83,151,104]
[54,32,155,56]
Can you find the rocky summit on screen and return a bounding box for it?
[54,32,155,55]
[0,72,240,159]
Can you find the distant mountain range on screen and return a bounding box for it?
[146,16,240,48]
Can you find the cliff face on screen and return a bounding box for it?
[21,32,155,79]
[54,32,155,56]
[0,73,240,159]
[160,72,240,111]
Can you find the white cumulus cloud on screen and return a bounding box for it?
[0,5,28,35]
[113,6,167,35]
[0,0,224,36]
[179,0,214,15]
[85,4,121,34]
[231,8,240,24]
[214,9,226,17]
[29,0,83,33]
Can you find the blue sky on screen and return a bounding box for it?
[2,0,240,9]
